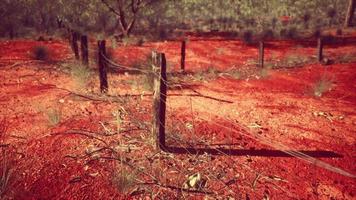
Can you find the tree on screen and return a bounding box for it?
[0,0,25,38]
[345,0,355,27]
[100,0,156,37]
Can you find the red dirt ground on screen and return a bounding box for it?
[0,35,355,200]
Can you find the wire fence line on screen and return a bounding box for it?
[99,48,356,178]
[62,41,356,198]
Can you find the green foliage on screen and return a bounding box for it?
[0,0,351,39]
[31,45,50,61]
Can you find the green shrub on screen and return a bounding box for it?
[32,45,49,61]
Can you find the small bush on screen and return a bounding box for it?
[142,72,155,91]
[260,29,274,41]
[71,62,92,90]
[286,27,298,39]
[136,38,145,46]
[312,75,334,97]
[45,108,61,126]
[241,30,254,44]
[122,36,145,46]
[313,29,321,38]
[323,35,336,44]
[228,70,242,80]
[158,29,170,41]
[193,66,219,81]
[32,45,49,61]
[336,53,356,63]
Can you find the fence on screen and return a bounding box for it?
[66,32,356,198]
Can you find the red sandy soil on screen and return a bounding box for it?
[0,35,355,200]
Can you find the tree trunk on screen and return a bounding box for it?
[345,0,355,27]
[98,40,108,93]
[180,40,186,72]
[80,35,89,65]
[56,18,63,29]
[71,32,80,60]
[9,25,14,40]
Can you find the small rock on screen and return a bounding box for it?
[59,99,65,103]
[89,172,99,177]
[321,58,332,65]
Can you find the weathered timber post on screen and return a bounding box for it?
[71,31,80,60]
[98,40,108,93]
[80,35,89,65]
[259,41,265,68]
[317,37,323,62]
[152,51,167,150]
[180,40,186,72]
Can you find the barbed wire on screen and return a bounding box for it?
[67,42,356,197]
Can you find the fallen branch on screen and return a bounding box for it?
[52,129,108,145]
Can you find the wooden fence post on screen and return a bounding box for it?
[181,40,186,72]
[259,41,265,68]
[71,31,80,60]
[80,35,89,65]
[152,51,167,150]
[98,40,108,93]
[317,37,323,62]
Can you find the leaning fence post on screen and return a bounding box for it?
[152,51,167,150]
[317,36,323,62]
[181,40,186,72]
[98,40,108,93]
[80,35,89,65]
[259,41,265,68]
